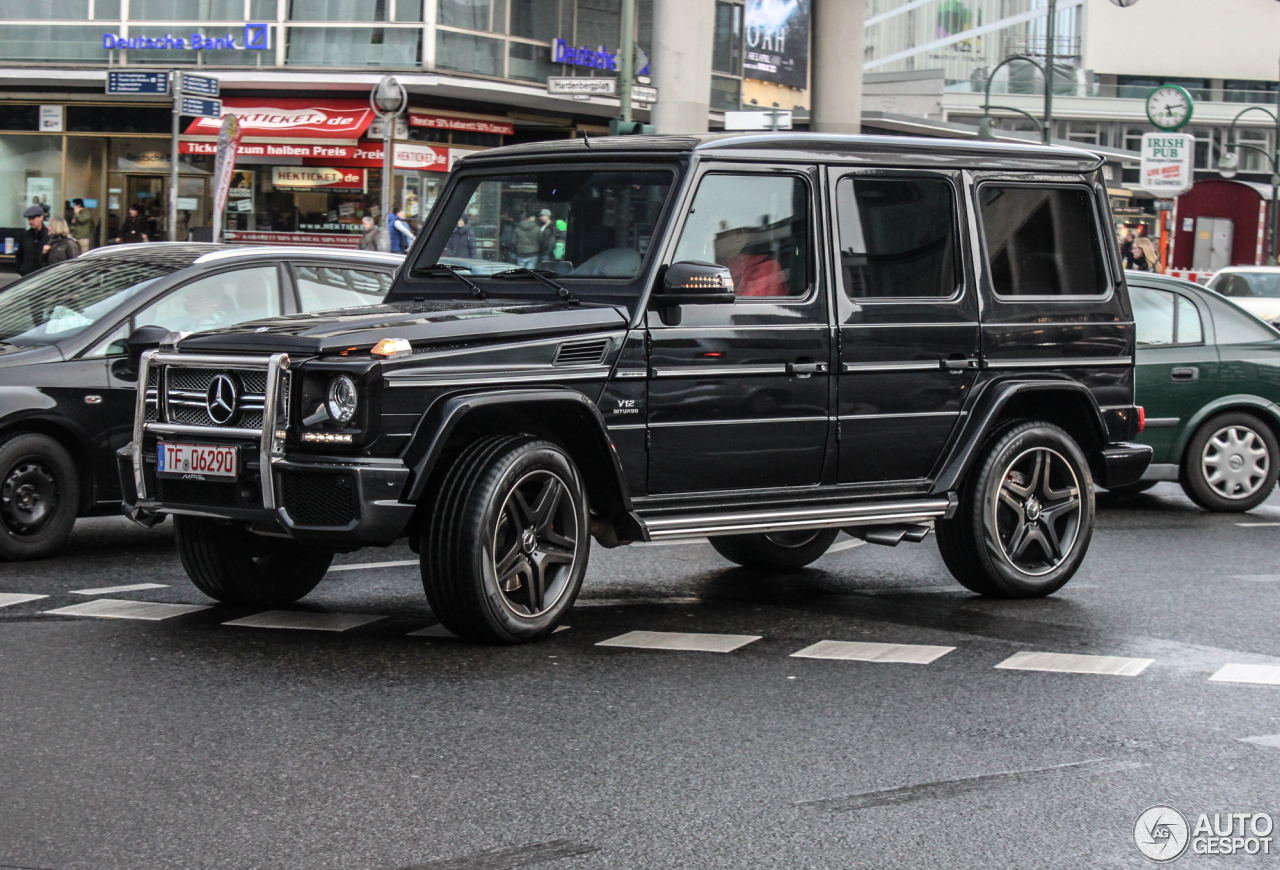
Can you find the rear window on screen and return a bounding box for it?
[835,176,957,299]
[1210,272,1280,298]
[978,185,1109,297]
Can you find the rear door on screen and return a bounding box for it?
[828,168,979,483]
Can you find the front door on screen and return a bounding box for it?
[828,169,980,483]
[645,167,832,494]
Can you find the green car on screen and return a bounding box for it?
[1124,272,1280,511]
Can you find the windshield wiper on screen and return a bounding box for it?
[491,268,580,307]
[409,264,486,300]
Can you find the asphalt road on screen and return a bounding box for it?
[3,484,1280,870]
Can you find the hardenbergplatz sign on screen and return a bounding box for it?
[103,23,271,51]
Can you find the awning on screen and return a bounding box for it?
[184,97,375,140]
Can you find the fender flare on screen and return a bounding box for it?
[402,387,633,513]
[1168,394,1280,462]
[0,399,99,511]
[930,378,1111,495]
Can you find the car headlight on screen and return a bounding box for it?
[326,374,358,424]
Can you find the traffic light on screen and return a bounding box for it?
[609,119,655,135]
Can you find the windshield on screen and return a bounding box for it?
[1209,272,1280,299]
[0,257,183,346]
[412,168,675,284]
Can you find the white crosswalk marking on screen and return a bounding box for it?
[46,599,209,621]
[327,560,419,572]
[0,593,47,609]
[995,651,1153,676]
[1240,734,1280,748]
[224,611,386,632]
[596,630,761,653]
[791,640,954,664]
[71,583,169,595]
[1210,663,1280,685]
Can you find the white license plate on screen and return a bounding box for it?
[157,442,238,479]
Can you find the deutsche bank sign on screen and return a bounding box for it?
[103,22,271,51]
[551,38,650,75]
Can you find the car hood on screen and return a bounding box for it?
[176,299,631,355]
[0,343,63,372]
[1228,296,1280,324]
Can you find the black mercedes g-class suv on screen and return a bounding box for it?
[121,134,1150,643]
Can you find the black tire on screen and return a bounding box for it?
[709,528,840,569]
[174,515,333,606]
[936,421,1094,598]
[1180,412,1280,512]
[0,433,79,561]
[1105,480,1158,495]
[421,436,589,644]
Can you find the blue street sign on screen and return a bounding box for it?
[180,96,222,119]
[106,71,169,95]
[181,74,219,97]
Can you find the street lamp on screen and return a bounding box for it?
[371,75,408,253]
[1219,102,1280,265]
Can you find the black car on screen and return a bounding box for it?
[0,243,401,560]
[122,134,1149,643]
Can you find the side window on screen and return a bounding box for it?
[132,266,280,335]
[835,176,957,299]
[1175,294,1203,344]
[671,173,809,298]
[978,185,1108,297]
[1212,301,1280,344]
[1131,286,1174,346]
[294,265,392,313]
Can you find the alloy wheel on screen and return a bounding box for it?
[990,446,1082,576]
[491,469,580,618]
[1201,425,1270,500]
[1,459,60,539]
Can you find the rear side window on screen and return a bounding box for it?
[1131,286,1174,346]
[835,176,957,299]
[979,185,1108,297]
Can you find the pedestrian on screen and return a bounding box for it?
[69,198,93,253]
[14,205,49,276]
[445,215,477,259]
[1130,237,1158,272]
[1118,227,1133,265]
[358,216,381,251]
[173,209,191,243]
[513,211,543,269]
[114,205,149,244]
[537,208,556,258]
[386,206,415,254]
[43,218,80,265]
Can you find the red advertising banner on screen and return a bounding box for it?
[179,140,450,172]
[270,166,366,191]
[408,112,514,136]
[225,231,360,249]
[184,98,375,139]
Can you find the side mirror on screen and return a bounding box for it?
[124,324,171,372]
[654,261,737,306]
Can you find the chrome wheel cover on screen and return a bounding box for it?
[490,469,580,618]
[990,446,1082,577]
[1201,425,1270,500]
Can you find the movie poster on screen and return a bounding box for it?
[743,0,810,90]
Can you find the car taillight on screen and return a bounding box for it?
[1137,406,1146,433]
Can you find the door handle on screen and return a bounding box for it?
[787,362,829,376]
[940,358,980,371]
[1171,366,1199,382]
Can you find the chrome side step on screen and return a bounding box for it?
[637,496,954,541]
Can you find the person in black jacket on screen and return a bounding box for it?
[445,215,477,259]
[114,205,149,245]
[15,205,49,276]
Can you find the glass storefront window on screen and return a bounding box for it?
[395,0,423,21]
[251,0,278,18]
[0,0,88,18]
[575,0,620,51]
[0,25,109,61]
[0,135,63,225]
[509,0,558,40]
[130,0,244,19]
[286,27,421,65]
[710,76,741,112]
[712,1,741,74]
[508,41,554,83]
[436,30,502,76]
[439,0,495,30]
[96,0,121,18]
[291,0,395,20]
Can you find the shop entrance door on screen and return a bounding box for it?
[115,175,210,242]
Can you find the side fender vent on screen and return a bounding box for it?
[553,338,609,366]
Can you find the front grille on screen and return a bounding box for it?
[554,338,609,366]
[281,471,357,526]
[144,368,159,422]
[156,477,240,509]
[164,367,268,429]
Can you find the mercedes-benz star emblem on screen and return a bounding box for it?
[205,374,239,426]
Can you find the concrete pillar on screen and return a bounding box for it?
[811,0,865,135]
[651,0,715,134]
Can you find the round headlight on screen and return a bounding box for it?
[327,374,358,424]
